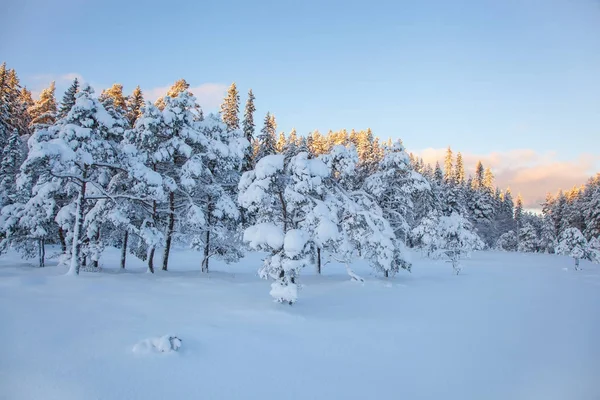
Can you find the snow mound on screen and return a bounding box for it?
[132,335,182,354]
[270,281,298,304]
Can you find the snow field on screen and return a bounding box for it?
[0,247,599,400]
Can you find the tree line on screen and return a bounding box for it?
[0,61,598,303]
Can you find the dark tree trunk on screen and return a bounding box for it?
[316,247,321,274]
[120,231,128,269]
[58,228,67,254]
[68,167,87,275]
[91,229,100,269]
[38,238,45,268]
[202,230,210,273]
[384,270,389,278]
[147,198,157,274]
[162,192,175,271]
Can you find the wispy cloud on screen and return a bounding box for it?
[143,83,227,110]
[26,73,99,99]
[413,148,600,209]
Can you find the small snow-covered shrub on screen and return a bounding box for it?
[495,230,517,252]
[415,212,484,275]
[132,335,182,354]
[555,228,599,270]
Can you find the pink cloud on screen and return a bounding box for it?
[413,147,600,209]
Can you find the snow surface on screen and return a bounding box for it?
[1,247,599,400]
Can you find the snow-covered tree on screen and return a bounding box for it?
[364,140,430,243]
[538,214,556,253]
[239,153,335,304]
[28,81,57,128]
[454,151,465,185]
[126,86,144,127]
[583,186,600,240]
[517,222,538,252]
[495,230,517,251]
[321,145,411,278]
[416,212,484,274]
[58,77,79,118]
[555,227,599,270]
[0,129,24,207]
[443,147,453,184]
[241,89,256,171]
[220,82,240,131]
[254,112,276,162]
[20,84,133,275]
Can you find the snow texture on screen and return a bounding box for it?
[1,247,599,400]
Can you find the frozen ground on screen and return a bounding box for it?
[1,247,599,400]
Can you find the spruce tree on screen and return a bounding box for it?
[155,79,190,110]
[255,112,277,161]
[241,89,256,171]
[220,82,240,131]
[126,86,144,127]
[28,81,57,128]
[444,146,454,184]
[473,161,484,189]
[483,167,494,192]
[434,161,443,184]
[58,77,79,118]
[0,129,24,206]
[99,83,127,113]
[454,152,465,185]
[276,131,286,153]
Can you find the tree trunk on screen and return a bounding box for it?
[91,229,100,269]
[148,247,155,274]
[316,247,321,274]
[58,228,67,254]
[68,167,87,276]
[202,230,210,273]
[38,238,45,268]
[120,231,128,269]
[162,191,175,271]
[147,199,157,274]
[575,258,580,271]
[384,270,389,278]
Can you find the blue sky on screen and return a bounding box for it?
[1,0,599,206]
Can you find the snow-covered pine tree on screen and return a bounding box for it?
[0,129,23,207]
[443,146,453,185]
[454,151,465,186]
[220,82,240,131]
[154,79,190,110]
[517,222,538,252]
[320,144,411,278]
[275,131,286,153]
[473,161,484,190]
[434,161,443,185]
[99,84,127,114]
[254,112,277,162]
[417,212,484,274]
[122,101,169,272]
[126,86,144,127]
[188,113,248,272]
[555,227,599,270]
[239,152,337,303]
[538,214,556,253]
[364,140,430,243]
[20,84,124,275]
[241,89,256,171]
[58,77,79,118]
[495,230,517,251]
[582,185,600,241]
[28,81,57,128]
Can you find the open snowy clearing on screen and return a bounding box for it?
[1,248,599,400]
